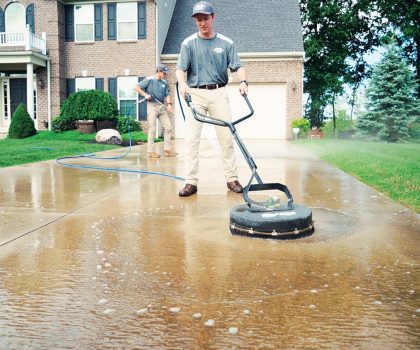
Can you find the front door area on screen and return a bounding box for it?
[10,78,27,116]
[0,77,37,132]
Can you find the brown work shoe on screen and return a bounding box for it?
[164,150,178,157]
[227,180,243,193]
[147,152,161,158]
[179,184,197,197]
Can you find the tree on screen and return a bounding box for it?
[357,43,420,142]
[8,104,37,139]
[300,0,381,128]
[376,0,420,97]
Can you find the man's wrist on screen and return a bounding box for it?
[240,80,248,86]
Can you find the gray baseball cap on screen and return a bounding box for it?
[192,1,215,17]
[156,64,168,73]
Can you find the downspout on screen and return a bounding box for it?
[47,57,51,131]
[154,0,158,65]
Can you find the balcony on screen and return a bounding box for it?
[0,25,46,55]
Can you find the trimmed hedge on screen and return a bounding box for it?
[51,115,76,132]
[60,90,118,122]
[8,104,37,139]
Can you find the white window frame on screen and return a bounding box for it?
[117,76,137,117]
[5,2,26,33]
[74,4,94,42]
[117,2,137,41]
[76,77,95,92]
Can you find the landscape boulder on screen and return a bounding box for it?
[95,129,122,145]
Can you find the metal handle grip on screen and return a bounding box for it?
[185,93,253,127]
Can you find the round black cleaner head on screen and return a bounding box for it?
[230,203,314,239]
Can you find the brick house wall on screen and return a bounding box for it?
[64,1,156,92]
[163,58,303,140]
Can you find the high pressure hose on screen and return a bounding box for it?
[55,101,184,181]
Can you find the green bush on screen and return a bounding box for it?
[117,115,142,134]
[51,115,76,132]
[8,104,37,139]
[291,118,310,138]
[60,90,118,122]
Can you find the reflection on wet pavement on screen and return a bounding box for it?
[0,140,419,349]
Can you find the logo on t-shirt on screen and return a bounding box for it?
[213,47,224,54]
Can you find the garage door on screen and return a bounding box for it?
[174,83,286,139]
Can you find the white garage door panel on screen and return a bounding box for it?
[175,83,286,139]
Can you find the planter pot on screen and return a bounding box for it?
[76,120,95,134]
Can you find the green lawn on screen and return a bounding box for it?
[296,139,420,212]
[0,130,147,168]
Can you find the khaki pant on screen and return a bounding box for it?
[184,87,238,186]
[146,102,173,153]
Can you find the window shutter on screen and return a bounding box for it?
[65,5,74,42]
[138,77,147,121]
[26,4,35,33]
[95,78,104,91]
[66,79,75,97]
[0,7,4,33]
[107,3,116,40]
[137,2,146,39]
[108,78,117,99]
[94,4,103,41]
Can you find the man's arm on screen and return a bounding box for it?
[236,67,248,96]
[135,85,152,100]
[176,69,190,99]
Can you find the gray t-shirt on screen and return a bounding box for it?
[177,33,242,87]
[137,76,169,103]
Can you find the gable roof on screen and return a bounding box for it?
[162,0,304,55]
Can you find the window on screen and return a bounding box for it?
[74,4,94,42]
[117,2,137,41]
[3,80,9,120]
[117,77,137,117]
[76,77,95,92]
[5,3,25,33]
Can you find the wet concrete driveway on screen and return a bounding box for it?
[0,139,419,349]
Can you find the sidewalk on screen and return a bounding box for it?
[0,139,418,349]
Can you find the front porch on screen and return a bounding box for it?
[0,25,49,133]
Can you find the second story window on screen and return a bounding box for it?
[74,4,94,42]
[117,3,137,41]
[5,3,25,33]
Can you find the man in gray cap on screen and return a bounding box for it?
[176,1,248,196]
[135,64,177,158]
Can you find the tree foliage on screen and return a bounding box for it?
[300,0,381,127]
[357,43,420,142]
[376,0,420,97]
[8,104,37,139]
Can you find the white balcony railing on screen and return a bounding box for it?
[0,25,46,55]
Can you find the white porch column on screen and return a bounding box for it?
[26,63,34,119]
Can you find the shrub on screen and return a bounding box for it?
[116,115,142,134]
[8,104,37,139]
[51,115,76,132]
[291,118,310,138]
[60,90,118,122]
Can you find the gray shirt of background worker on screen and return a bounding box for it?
[137,76,170,103]
[177,33,242,87]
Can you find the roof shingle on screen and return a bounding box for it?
[162,0,304,54]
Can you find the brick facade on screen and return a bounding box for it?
[0,0,303,139]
